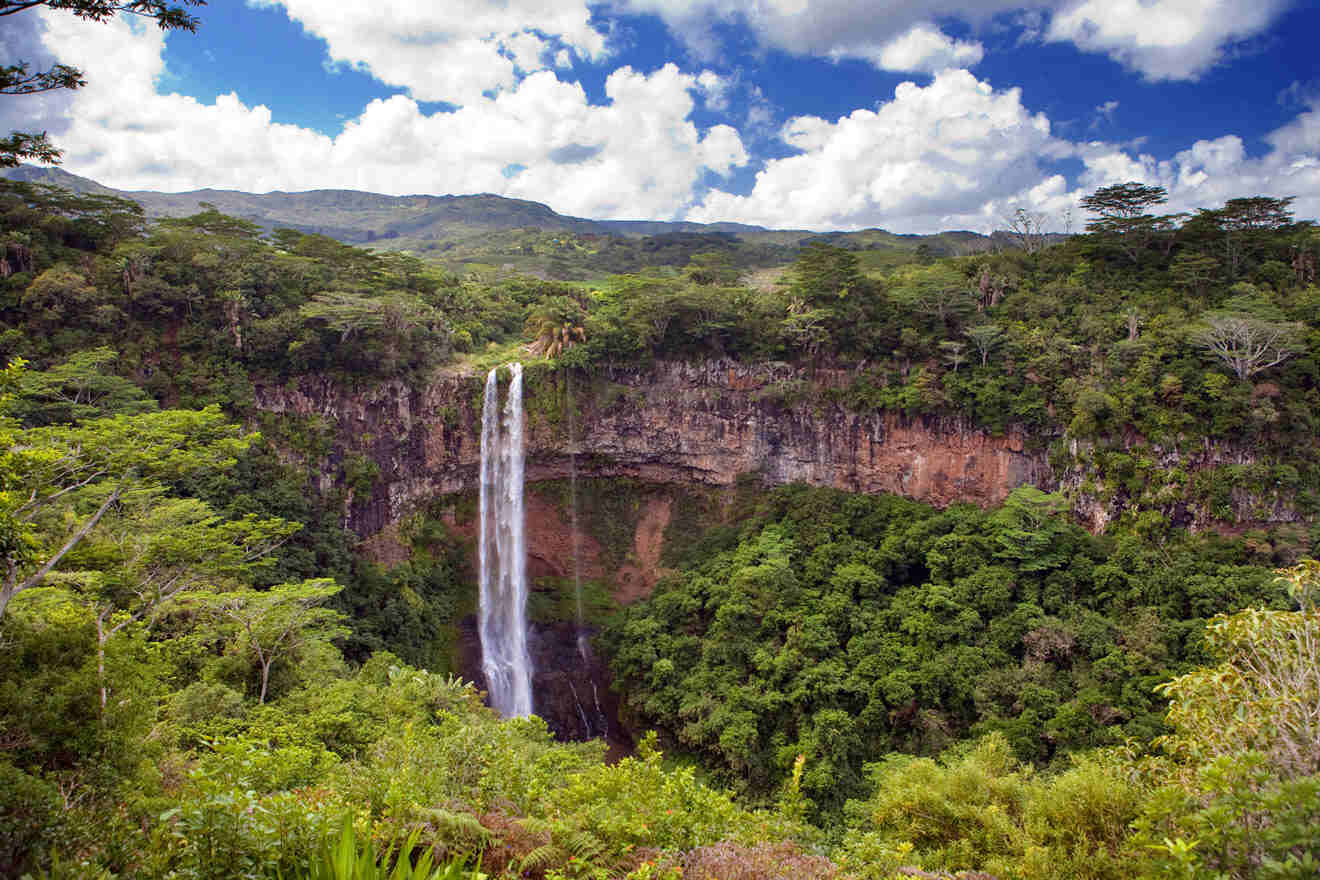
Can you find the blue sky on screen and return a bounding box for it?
[5,0,1319,231]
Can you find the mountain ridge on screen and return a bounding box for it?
[1,165,814,242]
[1,165,1014,249]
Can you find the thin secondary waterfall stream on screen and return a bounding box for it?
[567,371,587,662]
[565,373,607,738]
[478,363,534,718]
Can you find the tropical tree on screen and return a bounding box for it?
[1140,561,1320,879]
[1170,250,1219,297]
[781,301,832,360]
[1003,206,1048,254]
[790,242,862,306]
[891,264,977,328]
[14,347,156,425]
[938,340,968,372]
[0,398,249,619]
[213,578,348,704]
[69,493,298,713]
[1080,182,1170,263]
[1081,182,1168,224]
[525,296,587,359]
[1197,196,1296,278]
[682,250,742,286]
[1194,311,1304,381]
[964,324,1004,367]
[987,487,1073,572]
[1157,559,1319,778]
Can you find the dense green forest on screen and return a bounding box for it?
[1,176,1318,878]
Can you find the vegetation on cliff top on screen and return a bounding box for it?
[2,176,1316,529]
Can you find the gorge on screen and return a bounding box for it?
[3,173,1316,878]
[251,356,1305,739]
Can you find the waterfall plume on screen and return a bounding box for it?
[478,363,534,717]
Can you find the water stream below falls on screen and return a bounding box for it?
[477,363,534,717]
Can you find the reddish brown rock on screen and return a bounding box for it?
[614,495,673,603]
[254,360,1044,541]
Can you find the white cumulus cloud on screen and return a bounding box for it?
[871,22,984,73]
[1076,103,1320,221]
[617,0,1017,70]
[696,70,732,110]
[691,60,1320,232]
[690,69,1069,232]
[1046,0,1291,82]
[38,11,745,221]
[249,0,609,104]
[614,0,1291,82]
[22,1,1320,233]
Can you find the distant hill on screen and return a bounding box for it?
[1,166,1020,276]
[2,166,610,243]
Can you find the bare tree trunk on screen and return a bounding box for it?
[259,658,271,705]
[0,560,16,620]
[96,611,108,719]
[0,485,123,621]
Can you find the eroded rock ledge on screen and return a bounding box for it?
[253,359,1051,543]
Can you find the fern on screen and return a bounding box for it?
[512,818,622,879]
[517,816,555,836]
[519,843,566,872]
[417,807,493,850]
[562,830,607,862]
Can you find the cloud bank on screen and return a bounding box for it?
[38,11,744,221]
[250,0,608,105]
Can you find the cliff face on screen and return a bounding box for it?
[254,357,1304,581]
[254,359,1051,546]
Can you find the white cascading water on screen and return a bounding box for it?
[478,363,534,717]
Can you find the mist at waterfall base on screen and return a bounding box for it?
[478,364,534,718]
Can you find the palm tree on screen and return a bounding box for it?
[525,297,587,359]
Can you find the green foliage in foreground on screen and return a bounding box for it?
[839,560,1320,880]
[2,441,1317,879]
[838,734,1142,879]
[0,643,809,880]
[297,821,481,880]
[0,178,1317,878]
[5,560,1317,880]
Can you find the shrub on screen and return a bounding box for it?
[0,761,60,877]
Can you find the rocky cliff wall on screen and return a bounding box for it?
[253,357,1305,580]
[252,359,1052,544]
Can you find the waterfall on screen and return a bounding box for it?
[478,363,534,717]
